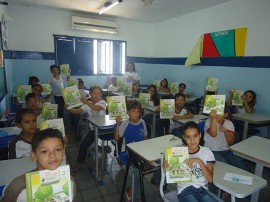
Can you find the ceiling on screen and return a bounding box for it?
[7,0,233,23]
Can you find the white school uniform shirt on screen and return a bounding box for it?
[108,84,120,92]
[48,75,66,96]
[123,72,140,83]
[177,146,215,195]
[80,100,106,130]
[169,107,188,133]
[204,118,235,151]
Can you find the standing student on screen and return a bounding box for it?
[159,78,170,93]
[204,109,249,171]
[65,86,110,171]
[48,64,69,118]
[114,100,148,201]
[9,108,38,159]
[123,62,141,83]
[1,128,75,202]
[163,121,217,202]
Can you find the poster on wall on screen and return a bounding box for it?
[185,28,247,66]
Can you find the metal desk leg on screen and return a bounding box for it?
[138,162,145,202]
[120,160,130,202]
[242,121,248,140]
[152,114,156,138]
[251,163,264,202]
[94,127,99,180]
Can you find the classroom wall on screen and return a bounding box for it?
[3,0,270,116]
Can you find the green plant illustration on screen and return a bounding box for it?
[34,185,53,201]
[62,182,69,196]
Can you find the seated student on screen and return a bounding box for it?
[162,121,218,202]
[178,83,191,98]
[108,76,120,95]
[204,108,249,171]
[131,81,141,98]
[1,128,75,202]
[114,100,148,201]
[159,78,170,93]
[78,78,89,98]
[28,76,40,85]
[65,85,111,171]
[169,93,194,137]
[9,108,38,159]
[23,93,42,126]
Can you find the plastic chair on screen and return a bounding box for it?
[0,134,16,160]
[159,153,223,202]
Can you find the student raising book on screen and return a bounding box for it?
[1,128,75,202]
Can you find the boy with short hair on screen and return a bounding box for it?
[108,76,120,95]
[9,108,38,159]
[1,128,75,202]
[204,108,249,171]
[48,64,69,118]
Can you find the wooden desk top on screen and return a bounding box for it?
[230,136,270,167]
[127,135,182,162]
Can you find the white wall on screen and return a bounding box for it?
[7,4,153,57]
[153,0,270,57]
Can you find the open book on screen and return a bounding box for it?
[60,64,70,76]
[139,93,150,108]
[203,95,225,115]
[62,86,83,110]
[160,99,175,119]
[107,96,127,120]
[41,103,58,120]
[232,90,244,106]
[40,118,65,137]
[16,85,32,103]
[164,147,192,183]
[205,77,218,92]
[25,165,72,202]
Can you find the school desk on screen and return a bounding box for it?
[230,136,270,201]
[232,112,270,139]
[173,114,208,125]
[86,115,115,184]
[120,135,182,202]
[144,106,158,138]
[214,161,267,202]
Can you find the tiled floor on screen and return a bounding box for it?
[65,133,270,202]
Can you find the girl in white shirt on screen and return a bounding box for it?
[123,62,141,83]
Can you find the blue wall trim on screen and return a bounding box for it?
[4,50,55,60]
[4,50,270,68]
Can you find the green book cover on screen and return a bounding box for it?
[16,85,32,103]
[106,96,127,120]
[67,79,78,87]
[60,64,70,76]
[25,165,72,202]
[116,77,125,90]
[164,147,192,183]
[41,103,58,120]
[232,90,244,106]
[40,118,65,137]
[160,99,175,119]
[152,80,161,91]
[122,83,132,96]
[139,93,150,108]
[203,95,225,115]
[169,82,178,94]
[41,84,51,96]
[205,77,218,91]
[62,86,83,110]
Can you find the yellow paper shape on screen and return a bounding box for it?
[185,36,203,66]
[235,28,247,56]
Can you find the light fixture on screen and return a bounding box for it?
[99,0,122,15]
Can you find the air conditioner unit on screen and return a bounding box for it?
[71,16,118,34]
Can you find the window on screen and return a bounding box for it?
[54,35,126,76]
